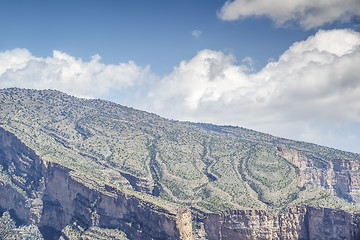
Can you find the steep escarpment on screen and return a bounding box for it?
[0,126,45,225]
[193,206,360,239]
[1,126,359,240]
[1,88,360,239]
[41,162,189,239]
[1,127,358,240]
[278,146,360,205]
[0,127,191,239]
[1,88,360,213]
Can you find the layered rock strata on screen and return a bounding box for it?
[278,147,360,204]
[0,127,190,239]
[194,207,360,239]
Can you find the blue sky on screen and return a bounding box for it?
[1,0,360,153]
[0,0,317,74]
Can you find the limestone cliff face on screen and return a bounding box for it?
[278,146,360,204]
[195,207,307,239]
[0,126,45,224]
[0,127,190,239]
[306,207,360,239]
[194,206,360,240]
[40,162,186,239]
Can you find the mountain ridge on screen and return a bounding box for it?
[1,87,360,239]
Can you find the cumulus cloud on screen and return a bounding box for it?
[143,29,360,151]
[147,50,253,115]
[1,29,360,152]
[218,0,360,29]
[0,49,152,98]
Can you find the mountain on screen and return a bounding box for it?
[0,88,360,239]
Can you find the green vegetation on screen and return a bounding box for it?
[0,211,16,239]
[1,88,360,237]
[58,223,129,240]
[0,211,44,240]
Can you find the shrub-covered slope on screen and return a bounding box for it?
[1,87,359,215]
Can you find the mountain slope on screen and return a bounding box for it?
[1,88,360,239]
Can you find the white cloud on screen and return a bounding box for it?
[147,29,360,122]
[1,29,360,152]
[192,30,202,38]
[0,49,152,98]
[218,0,360,29]
[0,49,38,75]
[143,29,360,152]
[146,49,253,114]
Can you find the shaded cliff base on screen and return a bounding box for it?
[2,204,360,240]
[0,209,44,239]
[0,209,129,240]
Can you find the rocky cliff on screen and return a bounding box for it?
[0,126,191,239]
[278,146,360,205]
[194,206,360,239]
[1,88,360,239]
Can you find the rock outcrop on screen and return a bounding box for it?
[278,146,360,204]
[0,127,191,239]
[0,125,45,225]
[194,206,360,239]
